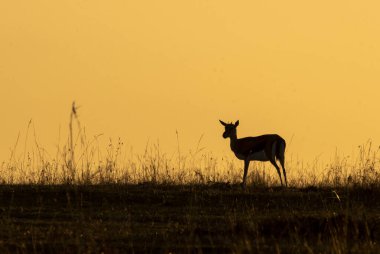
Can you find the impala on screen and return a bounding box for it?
[219,120,287,187]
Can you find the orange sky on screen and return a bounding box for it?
[1,1,380,163]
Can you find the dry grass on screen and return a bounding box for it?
[2,113,380,187]
[0,104,379,253]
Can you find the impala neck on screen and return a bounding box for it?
[228,132,238,151]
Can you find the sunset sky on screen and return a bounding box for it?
[1,1,380,163]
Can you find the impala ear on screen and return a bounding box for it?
[219,120,227,126]
[235,120,239,127]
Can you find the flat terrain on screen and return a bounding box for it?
[0,184,379,253]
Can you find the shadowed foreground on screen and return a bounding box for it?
[0,184,379,253]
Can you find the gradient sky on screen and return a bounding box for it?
[1,1,380,163]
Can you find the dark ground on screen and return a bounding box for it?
[0,184,379,253]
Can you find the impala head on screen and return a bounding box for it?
[219,120,239,139]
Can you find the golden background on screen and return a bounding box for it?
[1,1,379,163]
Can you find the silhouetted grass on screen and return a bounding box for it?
[1,104,379,253]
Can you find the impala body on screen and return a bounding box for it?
[219,120,287,187]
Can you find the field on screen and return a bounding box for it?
[1,114,380,253]
[0,183,379,253]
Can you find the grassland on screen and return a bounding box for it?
[1,109,380,253]
[0,183,379,253]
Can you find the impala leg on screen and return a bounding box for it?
[277,143,287,187]
[279,157,288,187]
[270,159,283,186]
[242,160,250,186]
